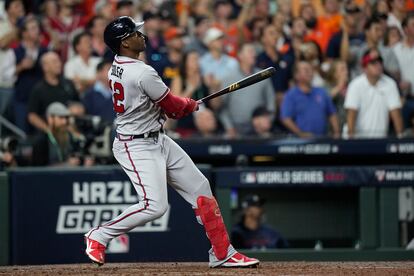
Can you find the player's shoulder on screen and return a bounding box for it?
[138,63,162,80]
[140,62,157,72]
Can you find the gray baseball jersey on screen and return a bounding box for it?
[108,55,169,135]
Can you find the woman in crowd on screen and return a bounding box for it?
[325,60,349,129]
[171,50,221,137]
[384,25,403,47]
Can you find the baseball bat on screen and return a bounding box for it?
[197,67,276,104]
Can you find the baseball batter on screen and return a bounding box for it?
[84,16,259,268]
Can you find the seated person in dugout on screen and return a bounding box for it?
[231,194,289,249]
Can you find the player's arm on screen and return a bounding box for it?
[156,89,198,119]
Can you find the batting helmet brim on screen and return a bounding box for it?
[134,21,145,33]
[118,21,145,40]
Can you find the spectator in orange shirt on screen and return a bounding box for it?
[326,2,365,62]
[314,0,343,53]
[300,4,329,51]
[406,0,414,12]
[212,0,252,57]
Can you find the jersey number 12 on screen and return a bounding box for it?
[109,80,125,113]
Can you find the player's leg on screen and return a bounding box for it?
[162,135,259,268]
[85,138,168,264]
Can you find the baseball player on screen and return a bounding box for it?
[84,16,259,268]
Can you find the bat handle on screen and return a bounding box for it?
[197,99,204,104]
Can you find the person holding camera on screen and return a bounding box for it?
[0,138,17,169]
[31,102,84,166]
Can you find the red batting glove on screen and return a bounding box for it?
[165,98,198,119]
[185,98,199,113]
[167,99,198,119]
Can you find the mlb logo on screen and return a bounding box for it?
[241,172,256,184]
[107,234,129,253]
[375,170,386,182]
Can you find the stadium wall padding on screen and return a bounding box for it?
[2,165,414,265]
[0,172,9,266]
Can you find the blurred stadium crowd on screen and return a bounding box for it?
[0,0,414,168]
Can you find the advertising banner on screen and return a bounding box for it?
[9,167,210,265]
[177,138,414,157]
[215,166,414,187]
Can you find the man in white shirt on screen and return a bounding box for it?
[344,49,403,138]
[393,14,414,127]
[64,31,102,94]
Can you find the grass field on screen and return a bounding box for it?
[1,262,414,275]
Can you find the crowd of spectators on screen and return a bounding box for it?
[1,0,414,168]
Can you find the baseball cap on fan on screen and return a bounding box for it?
[203,27,224,45]
[164,27,185,42]
[252,106,271,119]
[46,102,70,117]
[361,49,383,67]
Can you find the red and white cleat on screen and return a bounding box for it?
[218,252,260,268]
[85,237,106,266]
